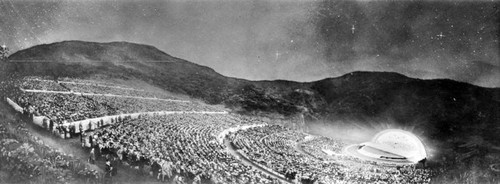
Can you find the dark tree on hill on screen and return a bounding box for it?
[0,44,9,60]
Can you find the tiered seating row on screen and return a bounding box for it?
[230,125,433,184]
[85,114,285,184]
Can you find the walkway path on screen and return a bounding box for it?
[8,84,295,183]
[223,137,291,183]
[7,91,227,136]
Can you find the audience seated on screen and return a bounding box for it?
[2,76,434,184]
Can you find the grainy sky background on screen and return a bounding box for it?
[0,0,499,87]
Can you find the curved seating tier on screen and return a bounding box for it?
[86,114,283,184]
[230,125,433,184]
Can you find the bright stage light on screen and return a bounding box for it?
[346,129,427,164]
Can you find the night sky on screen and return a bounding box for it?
[0,0,499,87]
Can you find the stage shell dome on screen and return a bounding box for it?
[364,129,427,163]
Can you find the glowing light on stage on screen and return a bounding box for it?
[371,129,427,163]
[346,129,428,164]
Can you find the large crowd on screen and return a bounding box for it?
[19,77,173,100]
[301,137,346,161]
[60,82,176,100]
[56,77,178,100]
[12,79,225,125]
[231,125,330,183]
[6,77,224,141]
[84,114,285,184]
[15,92,115,123]
[19,79,68,91]
[14,92,223,125]
[56,78,130,87]
[0,76,439,184]
[88,95,222,114]
[230,125,433,184]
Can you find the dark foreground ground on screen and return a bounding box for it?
[0,100,167,184]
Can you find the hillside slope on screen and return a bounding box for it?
[5,41,244,103]
[2,41,499,160]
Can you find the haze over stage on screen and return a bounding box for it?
[2,76,435,183]
[1,40,499,183]
[346,129,427,165]
[0,0,499,183]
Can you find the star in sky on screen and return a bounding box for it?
[437,32,445,39]
[0,0,498,87]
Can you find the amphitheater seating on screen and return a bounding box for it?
[61,82,174,99]
[301,137,346,160]
[19,78,68,91]
[88,114,282,184]
[6,76,433,184]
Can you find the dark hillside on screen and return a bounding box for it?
[308,74,500,142]
[5,41,243,103]
[1,41,499,160]
[8,41,176,63]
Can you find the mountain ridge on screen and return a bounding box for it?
[8,40,178,63]
[1,41,499,163]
